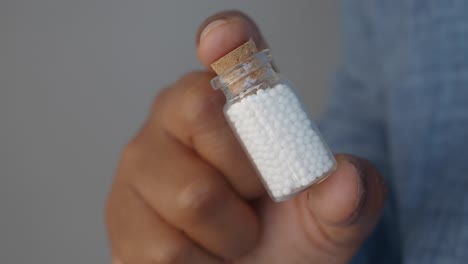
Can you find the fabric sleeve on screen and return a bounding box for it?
[318,1,401,263]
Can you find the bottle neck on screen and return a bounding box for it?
[211,50,278,102]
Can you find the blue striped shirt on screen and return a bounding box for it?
[320,1,468,263]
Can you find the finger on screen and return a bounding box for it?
[299,154,387,258]
[193,12,278,198]
[120,127,259,259]
[196,10,270,71]
[111,256,122,264]
[158,71,264,198]
[105,182,221,264]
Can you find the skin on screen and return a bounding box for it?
[105,11,387,264]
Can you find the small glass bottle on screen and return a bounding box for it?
[211,48,337,202]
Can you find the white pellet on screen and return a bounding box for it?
[226,84,335,200]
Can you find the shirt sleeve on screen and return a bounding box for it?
[318,1,401,263]
[319,0,387,171]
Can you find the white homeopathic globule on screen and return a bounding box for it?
[226,83,336,201]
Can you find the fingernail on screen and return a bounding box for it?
[200,19,228,41]
[342,157,369,225]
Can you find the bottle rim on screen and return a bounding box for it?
[210,49,272,91]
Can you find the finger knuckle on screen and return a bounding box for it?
[151,86,173,114]
[151,241,191,264]
[118,141,145,172]
[120,141,140,163]
[179,73,224,127]
[176,178,227,225]
[116,139,155,187]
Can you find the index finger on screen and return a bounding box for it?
[153,11,273,199]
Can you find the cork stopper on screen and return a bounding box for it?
[210,39,277,96]
[211,39,258,75]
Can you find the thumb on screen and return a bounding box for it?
[234,154,387,264]
[196,10,270,71]
[301,154,387,261]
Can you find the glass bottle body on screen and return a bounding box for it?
[212,50,336,202]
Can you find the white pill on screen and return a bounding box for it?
[226,84,335,200]
[300,178,309,186]
[282,187,292,196]
[272,190,281,197]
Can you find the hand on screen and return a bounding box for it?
[105,11,387,264]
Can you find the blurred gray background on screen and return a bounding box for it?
[1,0,338,263]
